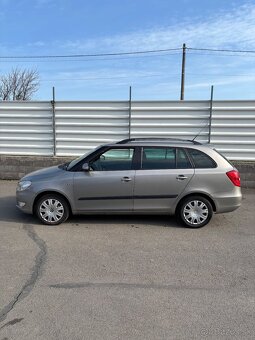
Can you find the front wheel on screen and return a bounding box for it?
[35,194,69,225]
[177,196,213,228]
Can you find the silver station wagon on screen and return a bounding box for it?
[16,138,242,228]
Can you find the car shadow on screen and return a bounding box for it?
[0,195,38,224]
[0,195,183,229]
[69,214,182,229]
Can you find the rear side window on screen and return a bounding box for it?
[187,148,217,168]
[142,147,176,169]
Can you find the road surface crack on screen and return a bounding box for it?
[0,224,47,323]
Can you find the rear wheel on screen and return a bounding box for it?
[177,196,213,228]
[36,194,69,225]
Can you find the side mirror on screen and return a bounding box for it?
[82,163,90,172]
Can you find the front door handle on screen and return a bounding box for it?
[121,176,132,182]
[176,175,188,180]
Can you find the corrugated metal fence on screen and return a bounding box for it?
[0,100,255,160]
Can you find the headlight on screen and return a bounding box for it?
[17,180,32,191]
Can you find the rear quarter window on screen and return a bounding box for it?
[187,148,217,168]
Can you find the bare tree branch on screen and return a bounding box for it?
[0,68,39,101]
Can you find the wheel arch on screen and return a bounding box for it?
[175,192,217,214]
[33,190,73,215]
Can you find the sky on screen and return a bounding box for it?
[1,0,255,100]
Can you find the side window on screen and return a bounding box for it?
[90,148,134,171]
[188,149,217,168]
[177,149,192,169]
[142,147,176,169]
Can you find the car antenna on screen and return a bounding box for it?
[192,121,209,142]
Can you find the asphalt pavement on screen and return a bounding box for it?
[0,180,254,340]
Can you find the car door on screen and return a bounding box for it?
[133,147,195,212]
[73,147,135,212]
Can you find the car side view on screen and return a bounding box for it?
[16,138,242,228]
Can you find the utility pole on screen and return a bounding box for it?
[180,43,186,100]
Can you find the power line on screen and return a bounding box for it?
[40,73,176,82]
[1,46,255,60]
[0,47,181,59]
[188,51,255,58]
[0,52,181,63]
[39,72,255,82]
[187,47,255,54]
[187,72,255,77]
[2,44,255,100]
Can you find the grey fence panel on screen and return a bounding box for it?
[0,100,255,160]
[210,101,255,160]
[55,101,130,156]
[130,101,211,143]
[0,101,53,156]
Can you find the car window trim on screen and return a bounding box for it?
[177,148,193,169]
[182,148,195,169]
[186,147,218,169]
[139,146,177,170]
[70,146,108,172]
[88,146,138,171]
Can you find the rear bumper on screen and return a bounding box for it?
[214,193,242,214]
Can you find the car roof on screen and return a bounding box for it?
[104,138,212,149]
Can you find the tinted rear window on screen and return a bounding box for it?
[141,147,193,169]
[142,147,176,169]
[187,148,217,168]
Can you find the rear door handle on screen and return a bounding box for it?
[121,176,132,182]
[176,175,188,180]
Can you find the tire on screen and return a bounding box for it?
[177,196,213,228]
[35,194,69,225]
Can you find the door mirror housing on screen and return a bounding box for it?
[82,163,90,172]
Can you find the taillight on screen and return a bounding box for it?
[226,170,241,187]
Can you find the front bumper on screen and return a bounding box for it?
[16,189,35,214]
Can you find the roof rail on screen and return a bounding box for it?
[117,138,201,145]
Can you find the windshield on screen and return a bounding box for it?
[66,146,102,171]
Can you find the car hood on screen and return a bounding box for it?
[21,165,65,181]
